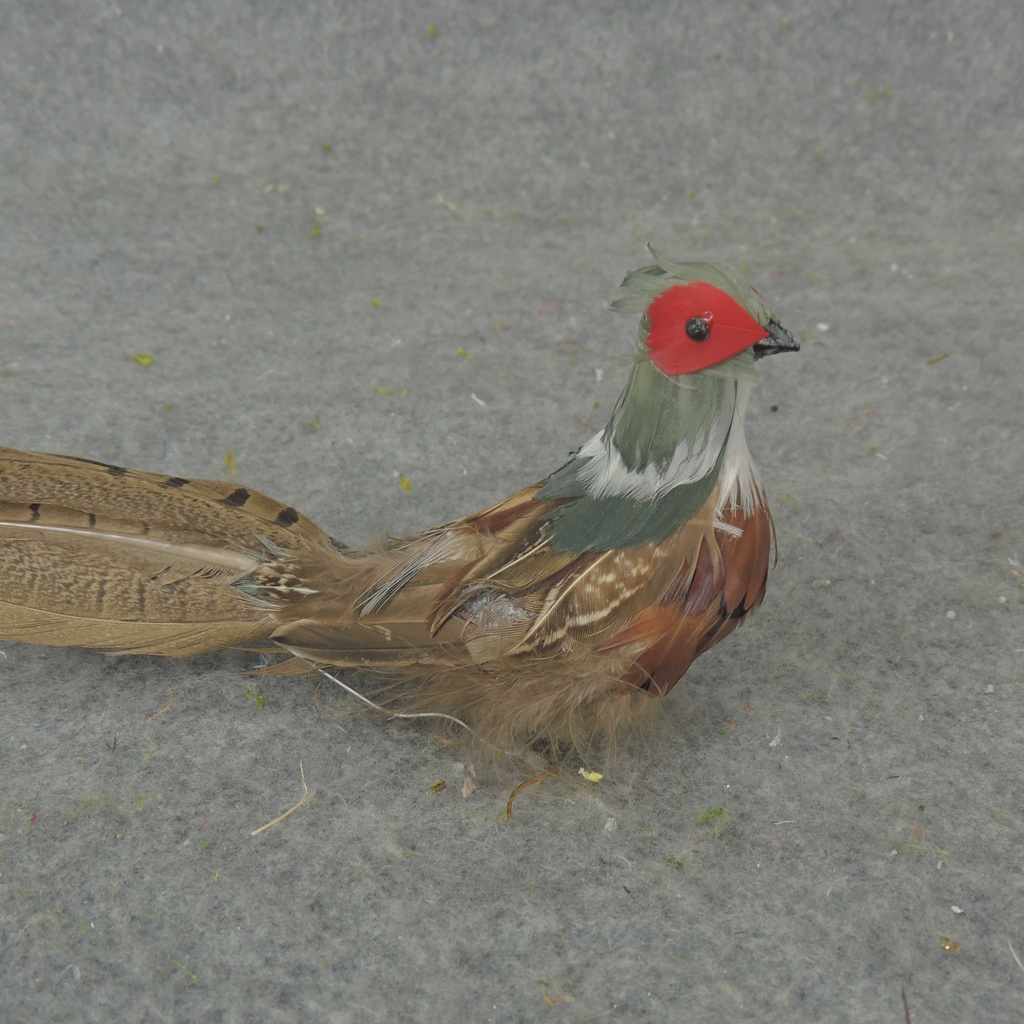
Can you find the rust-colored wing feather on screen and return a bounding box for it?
[600,499,774,695]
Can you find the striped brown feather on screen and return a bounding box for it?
[0,448,332,655]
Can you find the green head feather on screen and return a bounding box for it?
[610,247,777,328]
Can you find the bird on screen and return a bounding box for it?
[0,253,798,761]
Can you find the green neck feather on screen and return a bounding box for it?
[536,350,754,554]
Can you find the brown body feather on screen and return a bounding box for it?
[0,446,772,756]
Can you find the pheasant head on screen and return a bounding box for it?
[535,254,798,554]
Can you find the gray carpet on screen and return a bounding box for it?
[2,2,1022,1021]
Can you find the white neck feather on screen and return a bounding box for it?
[716,380,765,516]
[577,378,763,514]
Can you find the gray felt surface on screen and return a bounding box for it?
[1,2,1022,1022]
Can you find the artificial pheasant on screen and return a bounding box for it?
[0,255,797,757]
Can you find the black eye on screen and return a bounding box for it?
[685,316,710,341]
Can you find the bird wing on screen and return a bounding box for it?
[269,479,705,672]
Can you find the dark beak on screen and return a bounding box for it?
[753,320,800,359]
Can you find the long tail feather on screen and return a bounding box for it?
[0,448,334,655]
[0,517,273,655]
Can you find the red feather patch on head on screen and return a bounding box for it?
[645,280,768,375]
